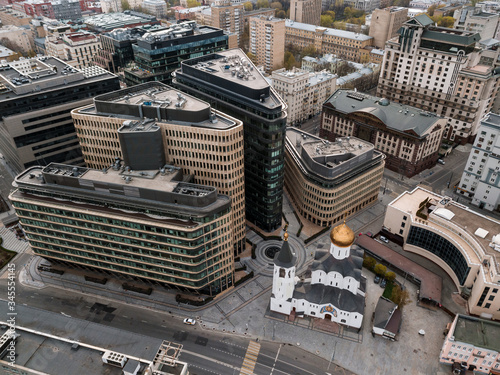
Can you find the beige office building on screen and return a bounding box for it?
[272,68,336,125]
[46,31,101,70]
[0,6,32,27]
[0,25,33,55]
[385,187,500,320]
[249,15,285,72]
[290,0,321,26]
[285,20,373,63]
[72,82,246,254]
[369,6,408,49]
[285,129,385,227]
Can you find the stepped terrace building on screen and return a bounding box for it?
[320,89,447,177]
[10,163,234,295]
[285,129,385,227]
[71,82,246,254]
[0,56,119,174]
[384,187,500,320]
[173,49,287,232]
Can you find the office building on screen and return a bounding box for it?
[0,57,119,174]
[45,31,101,70]
[369,7,408,49]
[320,89,446,177]
[0,25,33,55]
[289,0,321,26]
[439,314,500,374]
[285,20,373,63]
[377,14,500,144]
[52,0,82,20]
[210,0,244,45]
[285,129,384,226]
[457,113,500,211]
[272,68,336,125]
[271,224,366,329]
[124,21,229,86]
[142,0,168,18]
[72,82,246,254]
[83,11,159,33]
[384,186,500,320]
[453,6,499,41]
[249,15,285,73]
[173,49,287,232]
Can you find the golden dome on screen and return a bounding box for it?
[330,222,355,247]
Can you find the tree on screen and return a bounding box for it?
[320,14,334,28]
[247,52,256,63]
[256,0,270,8]
[300,44,317,58]
[121,0,131,10]
[284,51,297,70]
[270,1,282,9]
[363,256,376,270]
[385,271,396,282]
[427,4,437,16]
[324,10,335,19]
[439,16,455,28]
[244,1,253,10]
[333,21,346,30]
[373,263,387,277]
[276,9,286,18]
[391,284,412,310]
[186,0,200,7]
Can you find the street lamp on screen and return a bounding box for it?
[327,341,337,371]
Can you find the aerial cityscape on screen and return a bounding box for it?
[0,0,499,374]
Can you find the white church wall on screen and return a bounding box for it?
[330,243,350,260]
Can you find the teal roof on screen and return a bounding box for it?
[421,30,480,46]
[412,14,434,27]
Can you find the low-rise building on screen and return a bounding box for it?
[285,129,384,227]
[457,113,500,212]
[344,0,380,12]
[272,68,336,125]
[384,186,500,320]
[142,0,167,18]
[45,31,100,70]
[440,314,500,374]
[454,6,499,41]
[372,296,401,340]
[0,6,32,26]
[320,89,446,177]
[0,24,33,55]
[83,11,159,33]
[52,0,82,21]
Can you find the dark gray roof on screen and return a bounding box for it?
[413,14,434,27]
[311,252,363,279]
[373,296,398,331]
[324,89,442,138]
[421,30,480,47]
[293,282,365,314]
[274,241,296,268]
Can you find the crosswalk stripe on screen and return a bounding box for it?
[239,340,261,375]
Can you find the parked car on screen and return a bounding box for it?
[366,231,373,238]
[183,318,196,325]
[437,159,445,165]
[380,279,387,288]
[380,236,389,243]
[374,275,381,284]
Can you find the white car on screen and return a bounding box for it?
[380,236,389,243]
[183,318,196,325]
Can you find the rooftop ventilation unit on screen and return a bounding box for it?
[102,351,128,368]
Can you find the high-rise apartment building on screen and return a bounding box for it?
[377,14,500,144]
[0,57,119,174]
[285,20,373,63]
[320,89,447,177]
[285,129,385,227]
[457,112,500,211]
[45,31,101,70]
[210,0,244,45]
[124,21,229,86]
[272,68,336,125]
[173,49,287,232]
[369,7,408,49]
[71,82,246,254]
[249,16,285,73]
[10,162,235,295]
[289,0,321,26]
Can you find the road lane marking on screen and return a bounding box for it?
[240,340,260,375]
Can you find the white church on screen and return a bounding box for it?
[270,222,366,329]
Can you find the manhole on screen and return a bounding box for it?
[264,246,281,260]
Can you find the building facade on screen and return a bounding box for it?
[0,57,119,174]
[45,31,101,70]
[285,20,373,63]
[369,7,408,49]
[210,0,244,45]
[439,314,500,374]
[71,82,246,254]
[249,15,285,73]
[289,0,321,26]
[271,224,366,329]
[0,6,32,27]
[0,24,33,55]
[320,89,447,177]
[272,68,336,125]
[285,129,385,227]
[124,21,229,86]
[142,0,167,18]
[173,49,287,232]
[453,6,499,41]
[457,113,500,212]
[377,14,500,144]
[9,163,235,295]
[384,187,500,320]
[52,0,82,20]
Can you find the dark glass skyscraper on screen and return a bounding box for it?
[173,49,287,232]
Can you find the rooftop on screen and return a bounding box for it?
[324,89,442,137]
[285,19,372,42]
[453,314,500,352]
[0,56,116,100]
[84,11,157,31]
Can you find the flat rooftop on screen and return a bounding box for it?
[453,314,500,352]
[285,19,372,41]
[84,11,157,30]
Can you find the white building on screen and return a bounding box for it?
[457,113,500,212]
[453,6,499,41]
[45,31,101,70]
[270,224,366,329]
[142,0,167,18]
[272,68,336,125]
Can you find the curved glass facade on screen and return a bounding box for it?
[407,226,470,285]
